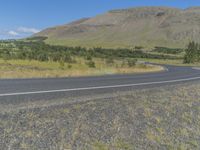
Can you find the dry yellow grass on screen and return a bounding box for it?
[0,59,164,79]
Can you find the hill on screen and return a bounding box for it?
[35,7,200,49]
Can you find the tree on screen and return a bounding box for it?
[184,41,198,63]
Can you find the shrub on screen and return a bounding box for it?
[134,46,143,50]
[153,47,183,54]
[1,50,11,61]
[138,63,147,68]
[85,55,92,61]
[68,64,72,69]
[62,53,73,63]
[59,60,65,70]
[127,59,137,67]
[37,53,48,61]
[106,57,114,65]
[86,60,96,68]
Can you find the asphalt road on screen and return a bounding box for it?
[1,65,200,103]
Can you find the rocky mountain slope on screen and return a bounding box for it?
[35,7,200,48]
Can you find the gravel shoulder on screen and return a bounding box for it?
[0,82,200,149]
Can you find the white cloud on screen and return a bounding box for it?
[0,27,41,39]
[8,31,19,36]
[17,27,40,34]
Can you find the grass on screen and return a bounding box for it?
[45,28,186,49]
[0,81,200,149]
[0,58,163,79]
[140,58,200,67]
[46,38,138,49]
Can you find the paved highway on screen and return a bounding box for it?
[0,65,200,103]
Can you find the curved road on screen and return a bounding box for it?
[1,65,200,102]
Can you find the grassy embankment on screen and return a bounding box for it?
[0,58,163,79]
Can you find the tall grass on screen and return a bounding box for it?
[0,58,163,78]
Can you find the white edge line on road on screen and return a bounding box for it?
[1,76,200,97]
[193,67,200,70]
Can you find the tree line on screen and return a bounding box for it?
[0,40,181,63]
[153,47,183,54]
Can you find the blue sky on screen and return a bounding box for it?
[0,0,199,39]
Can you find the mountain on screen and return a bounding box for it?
[35,7,200,49]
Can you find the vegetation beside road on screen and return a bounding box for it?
[0,37,181,62]
[0,58,163,78]
[0,82,200,149]
[0,37,177,78]
[1,37,199,78]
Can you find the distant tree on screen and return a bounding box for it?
[196,44,200,62]
[184,41,198,63]
[0,39,181,64]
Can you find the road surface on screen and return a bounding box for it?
[0,65,200,103]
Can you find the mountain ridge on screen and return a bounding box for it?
[35,6,200,49]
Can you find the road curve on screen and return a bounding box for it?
[1,65,200,102]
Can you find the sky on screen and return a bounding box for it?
[0,0,199,39]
